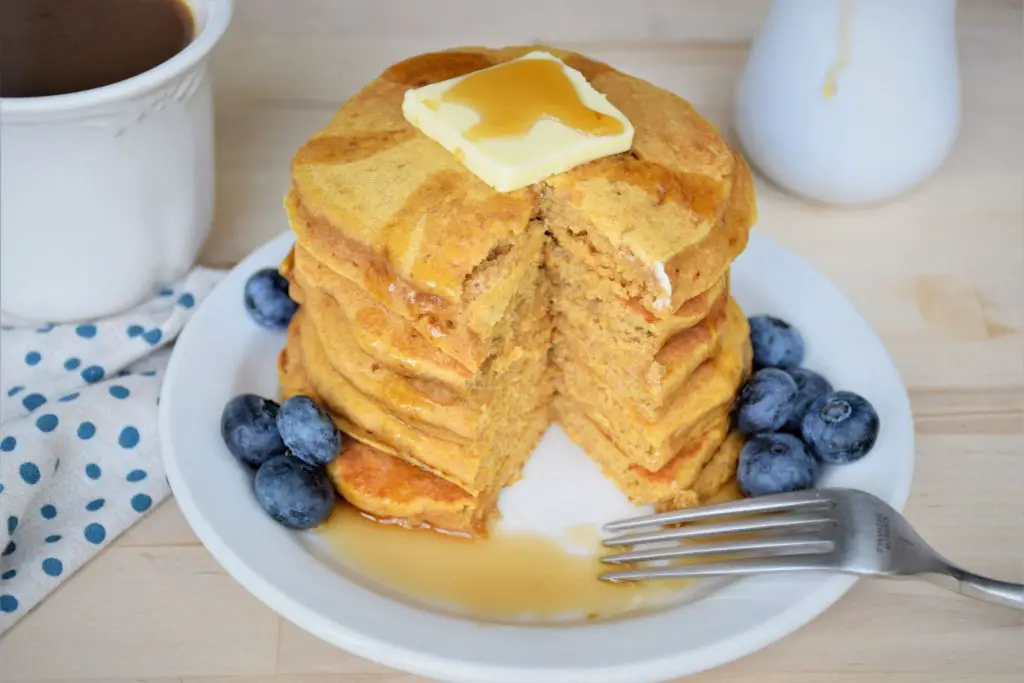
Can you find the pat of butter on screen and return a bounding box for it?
[402,51,634,193]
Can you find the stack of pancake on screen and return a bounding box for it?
[276,46,757,535]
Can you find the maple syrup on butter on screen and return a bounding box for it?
[440,59,624,141]
[318,504,692,623]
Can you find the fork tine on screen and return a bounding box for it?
[603,490,832,533]
[603,512,834,547]
[600,554,831,583]
[601,535,834,565]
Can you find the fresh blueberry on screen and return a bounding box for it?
[220,394,288,468]
[801,391,880,464]
[738,433,819,497]
[783,368,834,432]
[749,315,805,369]
[244,268,298,330]
[276,396,342,466]
[254,455,334,529]
[733,368,798,436]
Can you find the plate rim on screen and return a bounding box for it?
[160,229,915,683]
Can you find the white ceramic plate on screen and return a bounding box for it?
[160,230,915,683]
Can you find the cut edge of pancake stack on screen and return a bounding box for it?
[275,46,758,536]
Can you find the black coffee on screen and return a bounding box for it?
[1,0,195,98]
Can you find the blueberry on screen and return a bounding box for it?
[244,268,298,330]
[221,394,287,468]
[254,455,334,529]
[276,396,342,466]
[801,391,880,464]
[738,433,818,497]
[733,368,798,436]
[749,315,805,369]
[783,368,833,432]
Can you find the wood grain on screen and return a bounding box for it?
[1,0,1022,681]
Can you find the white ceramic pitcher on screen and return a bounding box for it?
[735,0,960,205]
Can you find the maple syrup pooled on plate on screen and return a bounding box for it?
[318,504,692,623]
[440,58,625,140]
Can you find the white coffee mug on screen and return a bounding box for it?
[0,0,233,323]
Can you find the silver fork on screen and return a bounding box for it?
[601,488,1023,609]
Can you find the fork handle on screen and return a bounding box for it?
[926,565,1024,610]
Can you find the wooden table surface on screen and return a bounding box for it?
[2,1,1022,681]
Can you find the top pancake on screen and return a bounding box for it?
[289,45,755,313]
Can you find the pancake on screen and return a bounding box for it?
[325,407,547,536]
[289,260,550,440]
[556,298,753,472]
[280,308,553,495]
[552,287,731,419]
[279,45,757,527]
[554,395,732,510]
[690,431,745,502]
[288,45,755,318]
[286,200,549,372]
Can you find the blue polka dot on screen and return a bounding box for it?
[85,463,102,480]
[2,542,15,557]
[25,351,41,366]
[131,493,153,513]
[159,287,173,297]
[36,413,59,433]
[177,293,195,308]
[86,498,105,511]
[0,594,18,613]
[6,516,17,535]
[41,558,63,577]
[59,392,80,402]
[64,357,81,370]
[126,469,148,482]
[1,569,16,580]
[6,385,24,397]
[0,436,15,452]
[22,393,47,411]
[75,324,97,338]
[81,365,105,383]
[127,324,144,338]
[19,462,40,485]
[109,385,130,399]
[36,323,55,333]
[140,370,157,377]
[40,504,57,519]
[0,484,4,494]
[117,369,131,378]
[118,426,140,449]
[44,534,61,544]
[142,329,162,345]
[77,421,96,440]
[84,523,106,544]
[54,457,60,473]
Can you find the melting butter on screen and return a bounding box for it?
[442,58,624,140]
[402,51,634,193]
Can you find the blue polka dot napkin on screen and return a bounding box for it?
[0,267,224,632]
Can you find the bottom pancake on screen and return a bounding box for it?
[325,403,549,536]
[278,314,552,535]
[554,395,744,511]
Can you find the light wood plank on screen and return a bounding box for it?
[0,547,279,680]
[117,497,202,547]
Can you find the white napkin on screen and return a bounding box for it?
[0,267,224,633]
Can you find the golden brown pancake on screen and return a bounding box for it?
[555,298,753,472]
[279,46,757,529]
